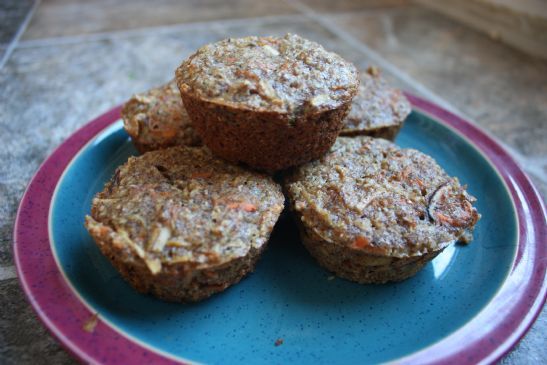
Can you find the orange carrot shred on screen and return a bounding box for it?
[351,236,386,254]
[240,203,257,212]
[435,213,453,224]
[352,236,369,249]
[97,226,110,236]
[227,202,257,212]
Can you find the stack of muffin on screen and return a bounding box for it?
[85,34,479,302]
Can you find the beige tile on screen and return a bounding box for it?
[23,0,295,40]
[330,5,547,157]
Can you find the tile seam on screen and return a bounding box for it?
[16,14,302,48]
[0,0,41,70]
[14,7,409,49]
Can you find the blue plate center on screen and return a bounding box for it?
[51,111,517,364]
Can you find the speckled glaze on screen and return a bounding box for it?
[13,96,546,364]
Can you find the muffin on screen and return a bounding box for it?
[176,34,359,172]
[85,146,284,302]
[341,67,411,140]
[122,80,201,153]
[284,137,480,284]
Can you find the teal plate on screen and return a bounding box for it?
[14,96,546,364]
[52,110,517,363]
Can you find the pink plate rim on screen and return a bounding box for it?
[13,95,546,365]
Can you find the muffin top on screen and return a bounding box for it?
[86,146,284,274]
[122,80,201,153]
[285,137,480,258]
[176,34,359,115]
[341,67,411,135]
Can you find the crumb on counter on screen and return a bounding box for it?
[82,313,99,333]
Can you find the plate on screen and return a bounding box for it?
[14,95,546,364]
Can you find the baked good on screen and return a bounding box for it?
[123,66,408,157]
[122,80,201,153]
[175,34,359,172]
[284,137,480,284]
[85,146,284,302]
[341,66,411,140]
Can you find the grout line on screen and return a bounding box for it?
[0,265,17,281]
[16,14,304,49]
[14,7,405,49]
[0,0,41,70]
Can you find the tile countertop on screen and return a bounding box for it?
[0,0,545,364]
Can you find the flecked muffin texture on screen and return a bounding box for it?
[177,34,359,114]
[176,34,359,171]
[341,67,411,140]
[285,137,480,283]
[122,80,201,153]
[85,146,284,302]
[123,66,408,156]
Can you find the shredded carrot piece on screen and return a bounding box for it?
[227,202,257,212]
[240,203,257,212]
[97,226,110,236]
[436,206,474,227]
[351,236,385,254]
[435,212,454,225]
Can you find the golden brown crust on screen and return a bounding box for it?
[176,34,359,172]
[180,90,352,172]
[122,81,201,153]
[86,218,265,301]
[299,223,445,284]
